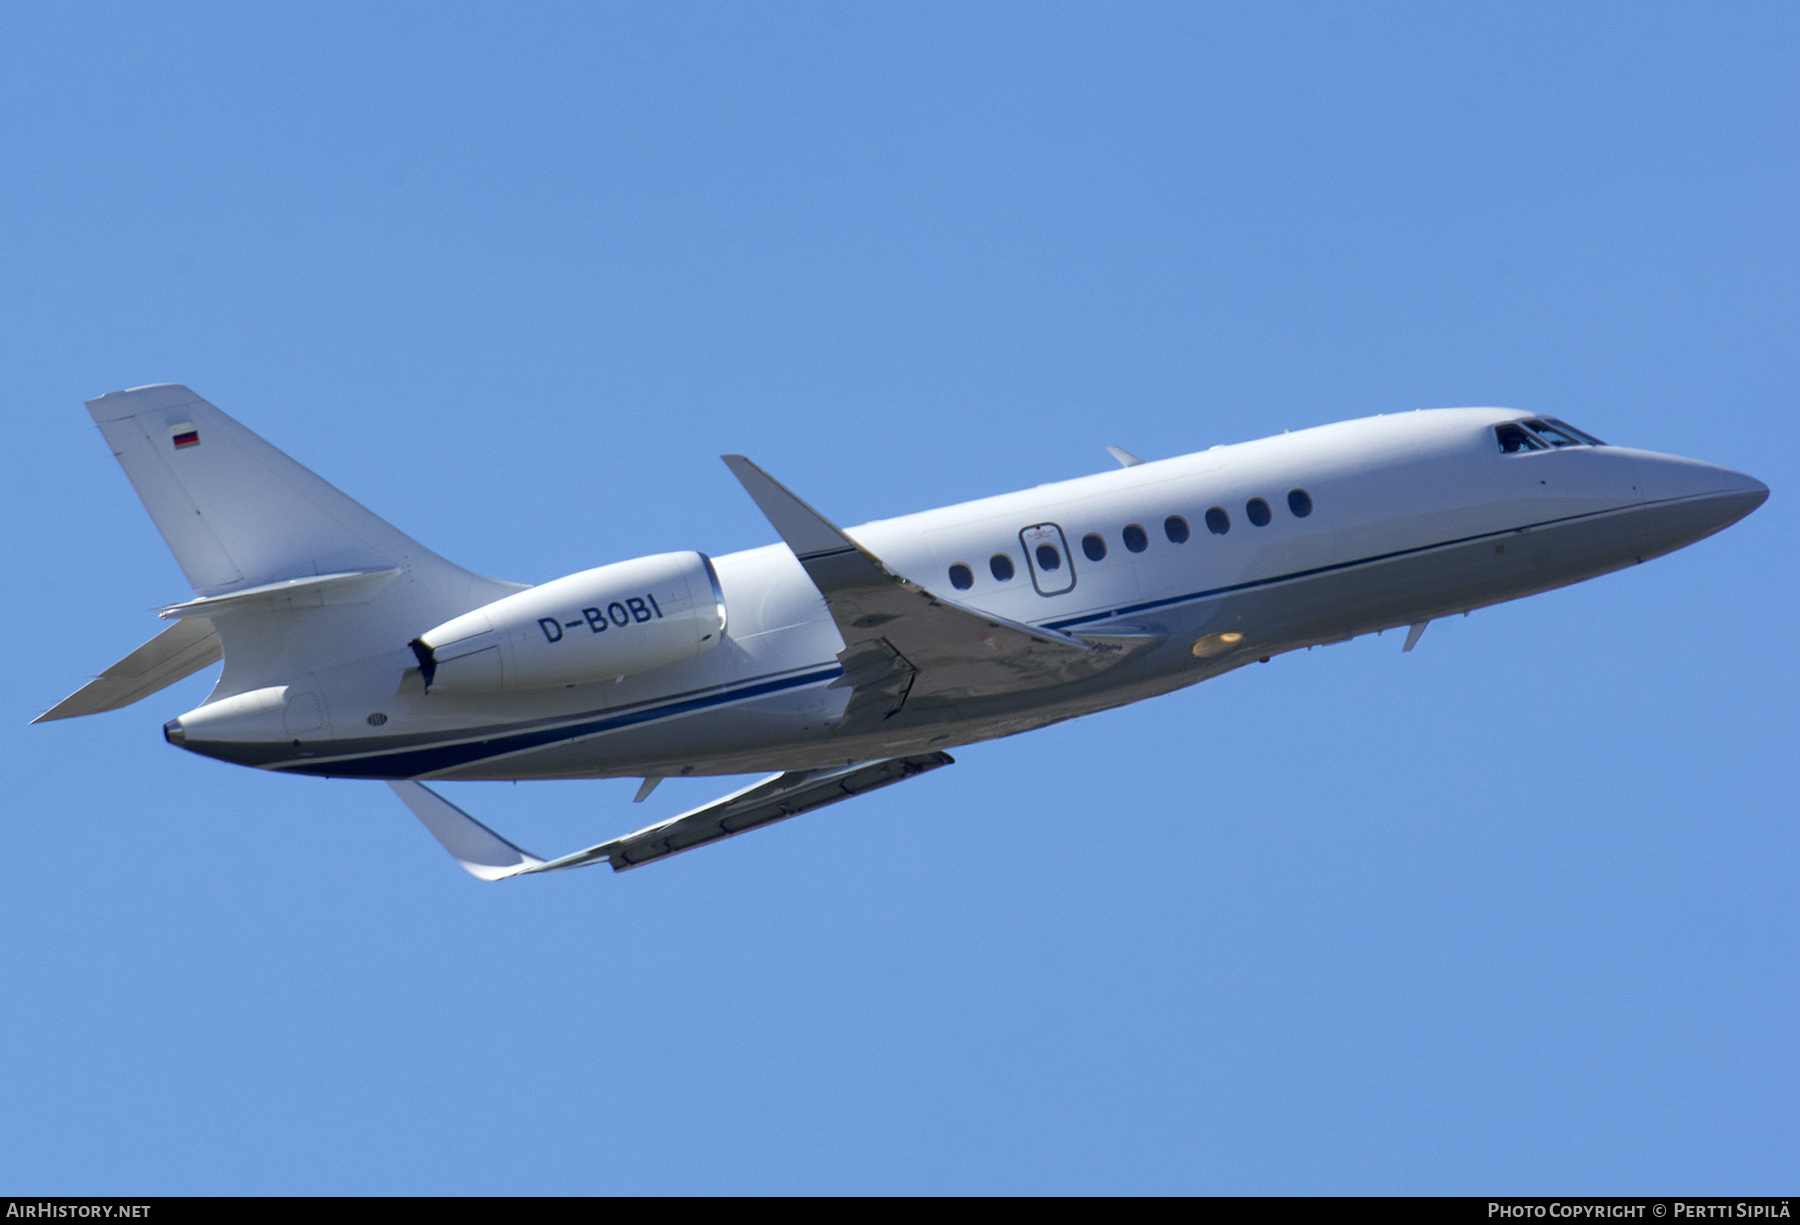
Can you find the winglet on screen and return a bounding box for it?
[387,781,545,880]
[721,455,859,560]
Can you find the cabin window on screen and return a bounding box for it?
[1205,506,1230,535]
[1122,523,1148,553]
[1035,543,1062,572]
[948,563,974,590]
[989,553,1015,582]
[1164,515,1190,544]
[1246,498,1271,527]
[1287,488,1313,518]
[1082,533,1107,562]
[1495,423,1547,454]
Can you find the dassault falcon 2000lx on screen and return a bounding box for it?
[40,385,1766,879]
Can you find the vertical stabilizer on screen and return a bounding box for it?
[83,385,523,695]
[87,384,448,595]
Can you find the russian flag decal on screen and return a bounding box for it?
[170,423,199,450]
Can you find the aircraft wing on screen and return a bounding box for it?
[391,753,953,878]
[530,753,953,873]
[722,455,1155,723]
[33,617,223,722]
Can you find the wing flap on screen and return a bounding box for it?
[529,753,954,873]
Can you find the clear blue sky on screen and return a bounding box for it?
[2,2,1794,1194]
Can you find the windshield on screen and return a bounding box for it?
[1496,417,1607,453]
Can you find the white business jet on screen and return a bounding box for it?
[39,386,1766,879]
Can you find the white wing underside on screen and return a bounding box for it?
[390,754,953,878]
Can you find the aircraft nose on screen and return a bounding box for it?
[1638,453,1767,503]
[1634,453,1768,543]
[1711,468,1771,531]
[1726,468,1770,504]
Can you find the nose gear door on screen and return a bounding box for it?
[1019,523,1076,595]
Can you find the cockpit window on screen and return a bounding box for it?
[1523,419,1586,448]
[1495,423,1547,453]
[1497,418,1607,453]
[1540,417,1606,446]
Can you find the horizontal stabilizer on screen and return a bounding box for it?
[156,569,400,620]
[388,780,546,880]
[33,618,222,722]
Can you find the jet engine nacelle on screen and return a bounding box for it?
[413,551,727,693]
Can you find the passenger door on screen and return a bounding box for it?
[1019,523,1076,596]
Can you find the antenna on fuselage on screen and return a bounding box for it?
[1106,445,1144,468]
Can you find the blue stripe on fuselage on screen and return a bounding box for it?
[279,499,1660,779]
[273,665,844,779]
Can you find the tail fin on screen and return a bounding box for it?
[83,385,523,699]
[87,384,444,596]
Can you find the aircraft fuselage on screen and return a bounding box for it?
[161,406,1763,783]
